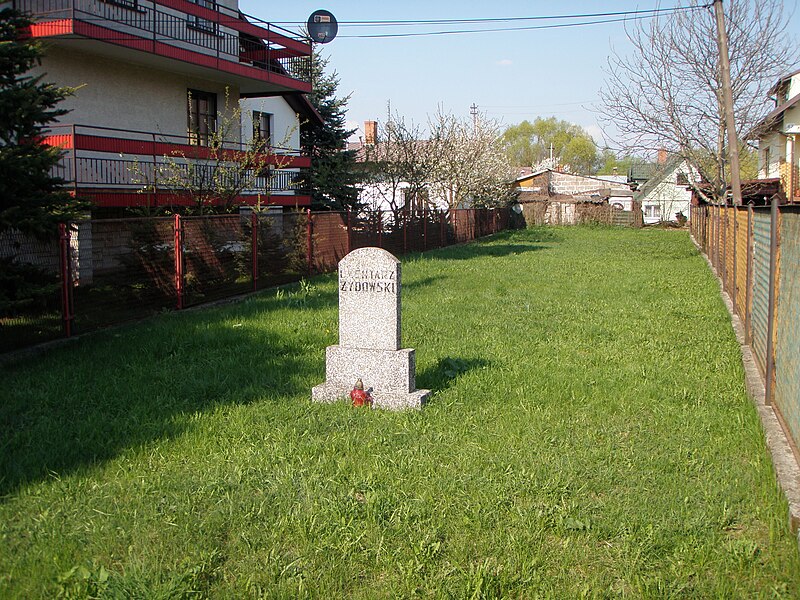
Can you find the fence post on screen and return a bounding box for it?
[403,209,408,255]
[306,208,313,275]
[378,211,383,248]
[58,223,73,338]
[722,206,728,291]
[732,207,738,315]
[346,208,352,254]
[174,214,184,310]
[423,206,428,252]
[764,196,780,406]
[717,206,722,273]
[251,211,259,292]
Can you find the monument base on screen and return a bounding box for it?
[312,383,430,410]
[312,345,430,410]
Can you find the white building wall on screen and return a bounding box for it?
[759,131,786,179]
[357,182,449,213]
[786,75,800,102]
[240,97,301,150]
[639,162,694,224]
[33,49,239,141]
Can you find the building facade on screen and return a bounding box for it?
[13,0,315,213]
[756,69,799,202]
[633,158,695,224]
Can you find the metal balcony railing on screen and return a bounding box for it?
[46,124,310,196]
[54,156,309,195]
[14,0,312,86]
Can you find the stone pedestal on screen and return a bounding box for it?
[312,346,430,410]
[311,247,430,410]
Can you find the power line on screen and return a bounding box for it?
[482,100,598,108]
[337,9,711,39]
[30,3,714,43]
[270,5,708,27]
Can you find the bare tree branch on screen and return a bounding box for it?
[599,0,798,201]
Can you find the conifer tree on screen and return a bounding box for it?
[301,49,359,210]
[0,7,83,237]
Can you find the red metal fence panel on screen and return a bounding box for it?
[1,207,515,353]
[310,212,349,273]
[182,215,251,307]
[0,227,62,353]
[72,217,176,329]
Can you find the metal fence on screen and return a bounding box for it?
[0,207,513,353]
[691,202,800,459]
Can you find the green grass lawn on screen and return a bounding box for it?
[1,227,799,598]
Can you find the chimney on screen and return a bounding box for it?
[364,120,377,146]
[657,148,668,165]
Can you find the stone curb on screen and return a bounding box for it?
[692,235,800,543]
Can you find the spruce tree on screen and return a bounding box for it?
[0,7,83,237]
[301,49,360,210]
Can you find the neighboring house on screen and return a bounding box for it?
[14,0,316,214]
[633,156,696,224]
[514,168,634,225]
[754,68,800,202]
[348,121,450,214]
[515,168,631,201]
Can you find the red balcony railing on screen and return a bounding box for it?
[14,0,312,92]
[45,124,311,207]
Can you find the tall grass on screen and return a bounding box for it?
[1,227,798,598]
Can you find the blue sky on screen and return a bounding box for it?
[240,1,800,149]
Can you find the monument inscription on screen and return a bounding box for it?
[311,247,430,410]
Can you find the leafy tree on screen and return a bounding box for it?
[595,149,643,176]
[599,0,798,201]
[500,117,598,174]
[302,49,359,210]
[429,111,516,210]
[0,7,84,237]
[360,107,444,219]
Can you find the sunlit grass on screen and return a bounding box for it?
[1,227,798,598]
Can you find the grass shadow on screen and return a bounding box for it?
[416,356,492,400]
[427,229,560,261]
[0,306,326,499]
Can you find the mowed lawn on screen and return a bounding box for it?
[1,227,799,598]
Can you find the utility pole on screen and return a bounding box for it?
[713,0,742,206]
[470,103,478,133]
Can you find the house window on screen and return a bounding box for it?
[187,89,217,146]
[252,111,272,146]
[676,171,689,186]
[763,147,771,176]
[645,205,661,219]
[187,0,218,34]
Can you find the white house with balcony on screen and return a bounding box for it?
[10,0,317,214]
[755,69,800,202]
